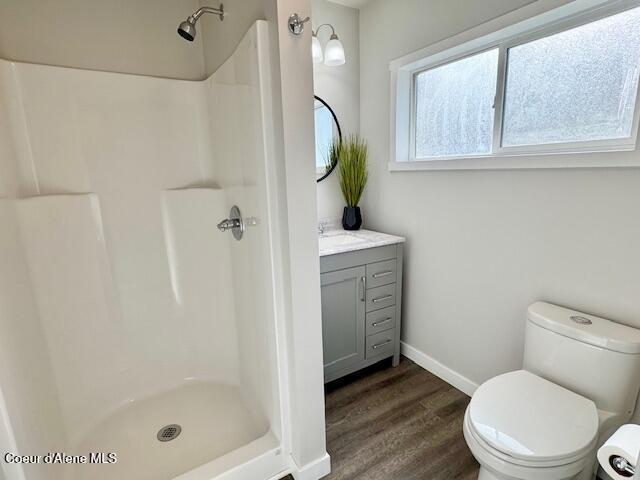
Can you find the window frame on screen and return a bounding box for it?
[391,0,640,170]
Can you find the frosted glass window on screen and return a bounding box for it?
[503,7,640,147]
[397,4,640,168]
[414,49,499,158]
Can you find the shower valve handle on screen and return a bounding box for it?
[217,205,244,241]
[217,218,241,231]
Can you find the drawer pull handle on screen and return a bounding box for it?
[372,270,393,279]
[360,276,366,302]
[372,294,393,303]
[372,317,392,327]
[372,339,392,350]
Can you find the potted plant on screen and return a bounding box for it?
[338,135,368,230]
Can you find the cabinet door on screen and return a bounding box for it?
[320,265,366,378]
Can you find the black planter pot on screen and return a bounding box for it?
[342,206,362,231]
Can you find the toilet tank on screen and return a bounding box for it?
[523,302,640,418]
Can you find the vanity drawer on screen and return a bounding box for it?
[366,284,395,312]
[366,329,395,359]
[366,306,396,336]
[366,259,397,289]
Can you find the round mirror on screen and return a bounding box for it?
[314,95,342,182]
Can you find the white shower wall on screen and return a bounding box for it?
[0,61,66,480]
[0,21,282,480]
[205,25,281,430]
[5,57,241,442]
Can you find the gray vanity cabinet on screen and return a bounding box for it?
[320,243,403,383]
[320,266,366,378]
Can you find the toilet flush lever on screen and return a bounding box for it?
[571,315,592,325]
[217,205,244,241]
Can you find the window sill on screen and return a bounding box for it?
[389,149,640,171]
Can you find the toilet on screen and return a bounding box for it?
[463,302,640,480]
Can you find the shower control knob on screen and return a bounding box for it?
[217,219,241,231]
[217,205,244,241]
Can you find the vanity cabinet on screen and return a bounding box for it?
[320,266,366,378]
[320,243,403,383]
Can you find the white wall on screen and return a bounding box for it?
[0,0,206,80]
[0,0,274,81]
[271,0,330,475]
[312,0,360,222]
[200,0,270,77]
[359,0,640,396]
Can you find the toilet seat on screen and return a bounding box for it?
[465,412,591,469]
[463,410,595,480]
[467,370,598,467]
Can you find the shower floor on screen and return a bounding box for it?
[66,382,267,480]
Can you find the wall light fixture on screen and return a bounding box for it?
[312,24,345,66]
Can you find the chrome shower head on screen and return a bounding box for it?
[178,19,197,41]
[177,4,224,41]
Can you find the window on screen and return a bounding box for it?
[391,1,640,169]
[502,7,640,148]
[414,49,499,158]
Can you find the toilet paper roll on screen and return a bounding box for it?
[598,424,640,479]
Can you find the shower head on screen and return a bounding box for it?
[178,19,197,41]
[177,4,224,42]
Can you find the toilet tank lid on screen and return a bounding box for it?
[528,302,640,354]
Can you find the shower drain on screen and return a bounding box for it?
[157,424,182,442]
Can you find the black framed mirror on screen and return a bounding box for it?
[314,95,342,183]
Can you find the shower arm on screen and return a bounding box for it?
[190,5,225,23]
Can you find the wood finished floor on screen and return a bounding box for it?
[282,356,479,480]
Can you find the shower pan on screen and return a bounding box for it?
[0,20,288,480]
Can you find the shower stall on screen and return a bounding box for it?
[0,19,302,480]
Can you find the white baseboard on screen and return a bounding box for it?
[289,452,331,480]
[401,342,478,397]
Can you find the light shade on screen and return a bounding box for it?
[324,36,345,66]
[312,35,323,64]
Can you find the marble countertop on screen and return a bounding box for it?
[318,228,405,257]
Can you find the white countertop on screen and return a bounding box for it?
[318,228,405,257]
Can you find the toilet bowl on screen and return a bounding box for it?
[463,371,597,480]
[463,302,640,480]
